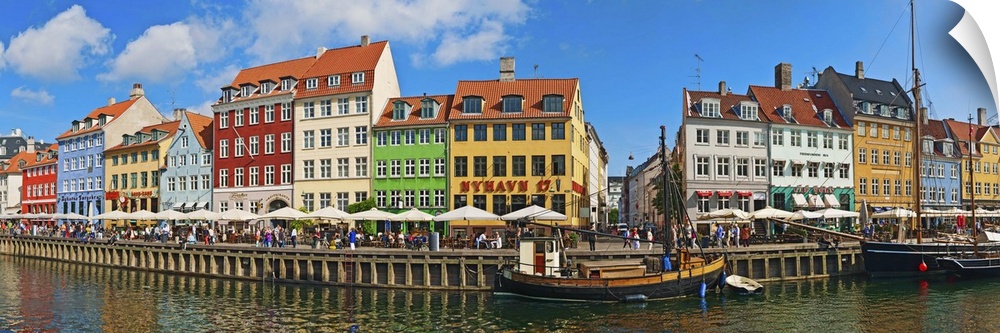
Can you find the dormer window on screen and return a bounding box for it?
[241,84,255,97]
[543,95,564,113]
[72,121,80,132]
[328,75,340,87]
[420,99,437,119]
[779,104,794,123]
[261,82,274,94]
[305,78,318,90]
[879,104,890,117]
[352,72,365,84]
[463,96,483,114]
[700,99,720,118]
[739,102,758,121]
[222,88,234,103]
[896,107,907,119]
[922,139,933,154]
[944,142,954,155]
[392,101,409,120]
[823,109,834,126]
[502,95,523,113]
[99,115,107,126]
[281,78,294,91]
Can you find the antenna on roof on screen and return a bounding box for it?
[533,64,539,78]
[692,54,703,90]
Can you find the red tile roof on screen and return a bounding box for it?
[296,41,388,99]
[447,78,579,120]
[943,118,994,157]
[220,56,317,104]
[185,112,214,149]
[104,120,181,153]
[748,86,850,128]
[56,98,140,140]
[375,95,453,128]
[0,151,34,175]
[21,145,59,169]
[683,89,757,120]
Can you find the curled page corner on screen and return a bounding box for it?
[949,0,999,114]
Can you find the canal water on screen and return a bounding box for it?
[1,255,998,333]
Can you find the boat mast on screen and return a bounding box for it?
[660,125,674,257]
[969,114,978,252]
[910,0,924,244]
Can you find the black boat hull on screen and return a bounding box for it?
[861,241,1000,277]
[936,257,1000,277]
[493,257,725,302]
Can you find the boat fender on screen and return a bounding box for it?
[699,282,707,298]
[719,272,727,290]
[624,294,648,302]
[662,256,672,271]
[918,261,928,272]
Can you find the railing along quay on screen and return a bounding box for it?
[0,235,864,290]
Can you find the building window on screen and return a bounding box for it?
[699,157,714,178]
[454,125,468,141]
[404,130,415,145]
[473,156,487,177]
[303,102,315,119]
[392,101,407,120]
[700,100,720,117]
[320,159,332,178]
[281,102,292,121]
[454,157,468,177]
[390,130,400,145]
[512,156,526,176]
[281,164,291,184]
[338,127,350,146]
[531,155,546,176]
[421,99,436,118]
[264,166,274,185]
[303,160,314,179]
[376,160,387,178]
[265,134,275,154]
[328,75,340,87]
[474,125,487,141]
[281,132,292,153]
[543,95,564,113]
[502,95,523,113]
[390,160,401,177]
[512,124,526,141]
[305,78,318,90]
[531,123,545,140]
[462,96,483,114]
[435,128,446,144]
[338,158,350,178]
[552,123,565,140]
[493,156,506,177]
[219,111,229,128]
[717,130,729,145]
[320,99,332,117]
[355,96,368,113]
[352,72,365,84]
[735,131,749,146]
[355,126,368,145]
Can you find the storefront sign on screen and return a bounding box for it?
[230,193,248,201]
[267,193,290,202]
[792,186,834,194]
[124,190,156,199]
[459,180,529,193]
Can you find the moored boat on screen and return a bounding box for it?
[936,255,1000,277]
[725,274,763,294]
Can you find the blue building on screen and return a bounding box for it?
[55,84,166,218]
[920,117,962,226]
[160,110,214,212]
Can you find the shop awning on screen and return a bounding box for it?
[717,191,733,197]
[184,202,197,208]
[824,194,841,208]
[791,160,805,166]
[197,202,209,209]
[808,194,825,208]
[792,193,808,207]
[736,191,753,197]
[695,191,713,197]
[171,202,184,209]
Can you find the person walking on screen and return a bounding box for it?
[732,223,741,248]
[290,227,298,248]
[348,228,357,251]
[646,228,654,250]
[631,228,640,250]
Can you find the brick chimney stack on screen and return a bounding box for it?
[500,57,515,82]
[108,97,116,106]
[775,63,792,91]
[361,35,370,47]
[719,81,727,96]
[921,107,928,125]
[173,108,187,121]
[979,107,988,125]
[129,83,144,100]
[855,61,864,79]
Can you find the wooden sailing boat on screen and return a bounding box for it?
[493,126,725,302]
[860,0,1000,277]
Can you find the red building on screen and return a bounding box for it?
[22,144,58,214]
[212,56,317,214]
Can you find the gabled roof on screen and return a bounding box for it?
[185,112,214,149]
[104,120,181,153]
[220,56,317,104]
[22,144,59,169]
[375,95,453,128]
[56,98,140,140]
[683,89,757,121]
[447,78,579,120]
[825,67,912,107]
[0,151,33,175]
[943,118,994,157]
[296,41,388,99]
[748,86,850,128]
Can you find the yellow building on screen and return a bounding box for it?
[945,117,1000,208]
[103,120,179,219]
[816,63,916,212]
[447,57,588,238]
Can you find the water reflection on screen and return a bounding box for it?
[4,255,1000,332]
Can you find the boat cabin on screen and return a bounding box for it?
[517,237,562,276]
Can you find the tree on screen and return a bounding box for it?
[609,208,620,223]
[346,197,375,214]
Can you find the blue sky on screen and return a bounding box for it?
[0,0,994,176]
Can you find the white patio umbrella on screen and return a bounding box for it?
[217,208,259,221]
[260,207,309,220]
[185,209,222,221]
[500,205,567,221]
[390,208,435,221]
[306,206,350,221]
[433,205,500,221]
[814,208,860,219]
[920,208,944,216]
[749,206,793,220]
[697,208,751,221]
[940,207,972,216]
[785,210,824,221]
[154,209,188,220]
[871,208,917,219]
[127,210,158,220]
[58,212,89,221]
[93,210,130,220]
[974,208,1000,217]
[347,207,396,220]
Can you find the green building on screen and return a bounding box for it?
[372,95,452,234]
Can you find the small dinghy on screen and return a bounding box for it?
[725,275,763,294]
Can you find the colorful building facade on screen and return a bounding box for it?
[21,145,58,214]
[945,114,1000,209]
[103,120,179,214]
[920,117,963,215]
[160,110,214,212]
[0,152,33,213]
[447,58,588,237]
[293,37,399,212]
[372,95,452,233]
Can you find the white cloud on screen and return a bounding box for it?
[242,0,529,66]
[99,16,237,83]
[2,5,112,80]
[11,86,54,105]
[186,99,217,116]
[194,64,241,94]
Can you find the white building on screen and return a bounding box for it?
[586,122,609,226]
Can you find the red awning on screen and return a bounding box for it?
[736,191,753,197]
[695,191,713,197]
[717,191,733,197]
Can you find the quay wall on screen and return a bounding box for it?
[0,235,864,290]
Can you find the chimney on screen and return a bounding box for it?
[775,63,792,91]
[855,61,864,79]
[316,46,327,59]
[129,83,144,100]
[26,136,35,153]
[361,35,370,47]
[500,57,515,82]
[921,107,928,125]
[978,107,988,125]
[718,81,727,96]
[173,108,187,121]
[108,97,116,106]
